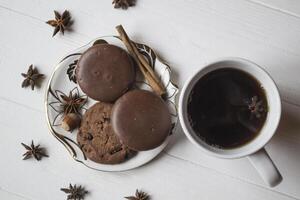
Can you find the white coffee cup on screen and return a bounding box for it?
[178,58,282,187]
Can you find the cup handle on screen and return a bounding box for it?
[248,148,282,187]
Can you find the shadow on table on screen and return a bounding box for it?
[164,123,189,153]
[274,101,300,139]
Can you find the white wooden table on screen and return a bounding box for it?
[1,0,300,199]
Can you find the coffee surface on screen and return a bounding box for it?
[188,68,268,149]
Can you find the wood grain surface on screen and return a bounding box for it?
[0,0,299,199]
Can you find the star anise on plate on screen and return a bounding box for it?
[60,90,87,115]
[21,65,44,90]
[49,87,87,126]
[46,10,71,36]
[245,96,267,119]
[112,0,136,9]
[61,184,88,200]
[21,141,48,161]
[125,189,149,200]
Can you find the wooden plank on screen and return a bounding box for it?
[0,0,300,106]
[0,189,31,200]
[249,0,300,18]
[0,100,296,200]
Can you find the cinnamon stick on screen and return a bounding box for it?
[116,25,166,96]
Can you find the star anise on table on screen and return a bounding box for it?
[245,95,267,119]
[125,189,150,200]
[46,10,71,37]
[21,65,44,90]
[61,184,88,200]
[21,141,48,161]
[112,0,136,9]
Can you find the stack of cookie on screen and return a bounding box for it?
[75,43,172,164]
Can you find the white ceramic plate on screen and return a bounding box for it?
[45,36,179,171]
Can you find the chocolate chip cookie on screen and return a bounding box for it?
[77,102,135,164]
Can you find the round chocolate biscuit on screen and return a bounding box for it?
[76,44,135,102]
[77,102,135,164]
[111,90,172,151]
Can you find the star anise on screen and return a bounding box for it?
[61,184,88,200]
[245,96,267,119]
[21,141,48,161]
[46,10,71,36]
[112,0,136,9]
[60,90,87,115]
[21,65,44,90]
[125,189,149,200]
[49,88,87,126]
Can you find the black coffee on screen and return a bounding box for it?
[187,68,268,149]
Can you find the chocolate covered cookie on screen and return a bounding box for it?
[76,44,135,102]
[77,102,134,164]
[111,90,172,151]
